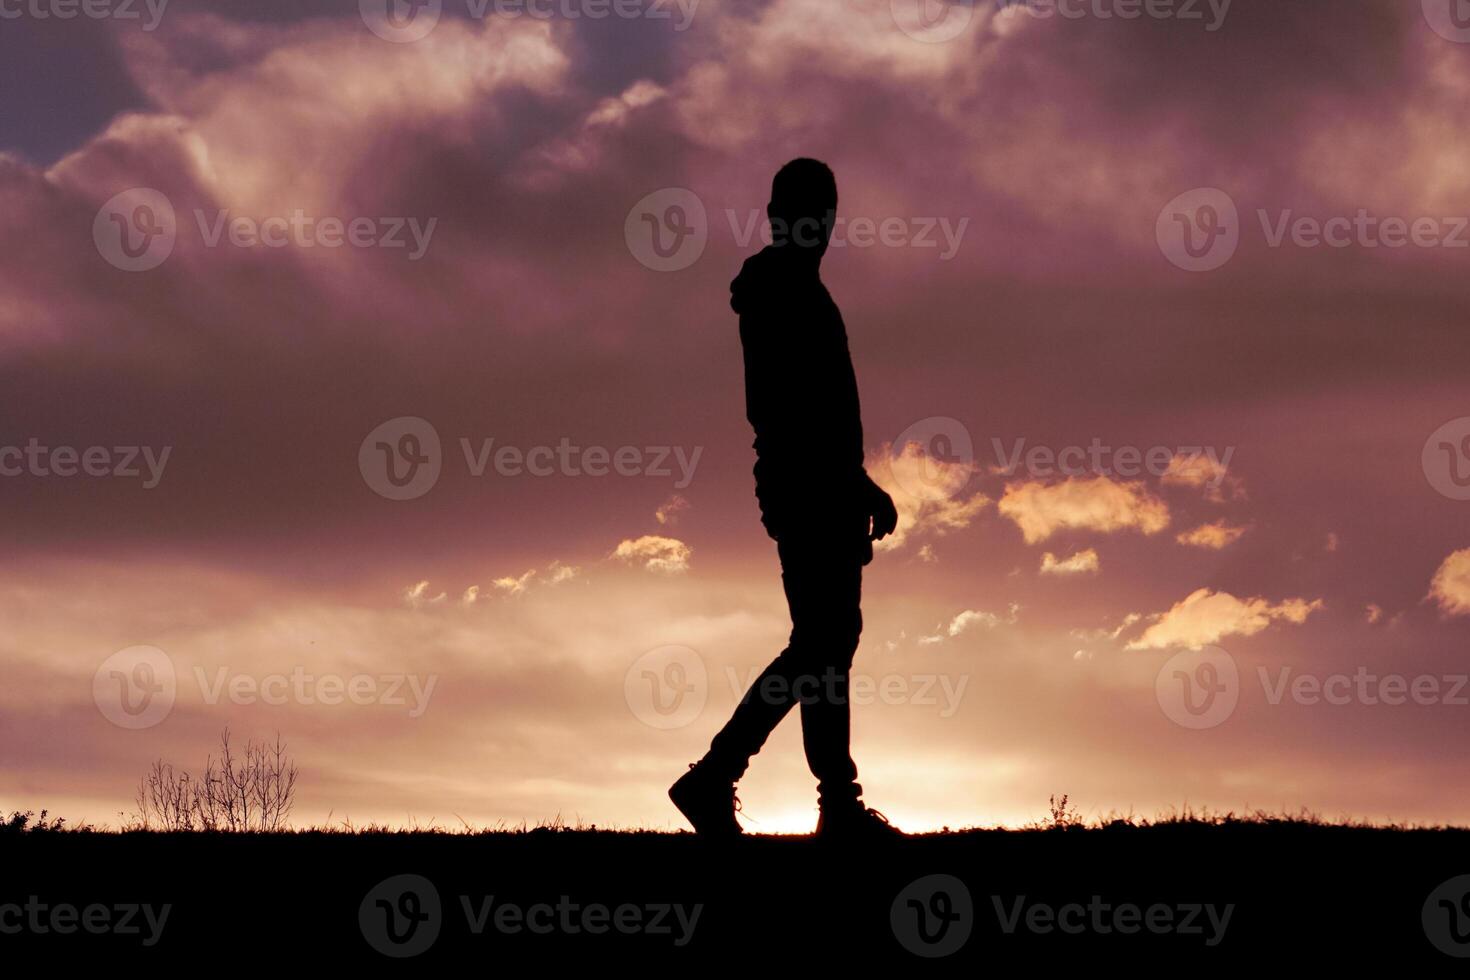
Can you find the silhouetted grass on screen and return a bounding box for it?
[4,800,1465,967]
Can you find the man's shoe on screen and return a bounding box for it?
[669,763,742,837]
[816,803,903,840]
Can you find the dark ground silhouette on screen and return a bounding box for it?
[6,818,1470,966]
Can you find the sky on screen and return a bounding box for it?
[3,0,1470,833]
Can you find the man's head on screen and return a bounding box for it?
[767,158,837,256]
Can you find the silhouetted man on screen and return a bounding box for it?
[670,159,901,839]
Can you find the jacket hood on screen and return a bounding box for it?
[731,245,818,315]
[730,246,779,315]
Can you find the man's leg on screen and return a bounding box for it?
[701,537,862,799]
[790,544,862,806]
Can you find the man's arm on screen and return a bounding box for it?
[862,471,899,542]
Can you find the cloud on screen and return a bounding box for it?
[1176,520,1249,550]
[543,560,579,585]
[403,580,446,608]
[489,560,580,595]
[492,570,538,595]
[1160,452,1245,503]
[868,441,991,552]
[411,561,582,604]
[1429,548,1470,617]
[1040,549,1100,576]
[1365,603,1384,625]
[919,603,1020,644]
[1126,588,1325,651]
[998,477,1169,544]
[654,494,690,526]
[612,535,691,574]
[1072,612,1142,644]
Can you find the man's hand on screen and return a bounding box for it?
[866,478,899,542]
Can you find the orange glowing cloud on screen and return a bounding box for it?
[1126,588,1325,651]
[998,477,1169,545]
